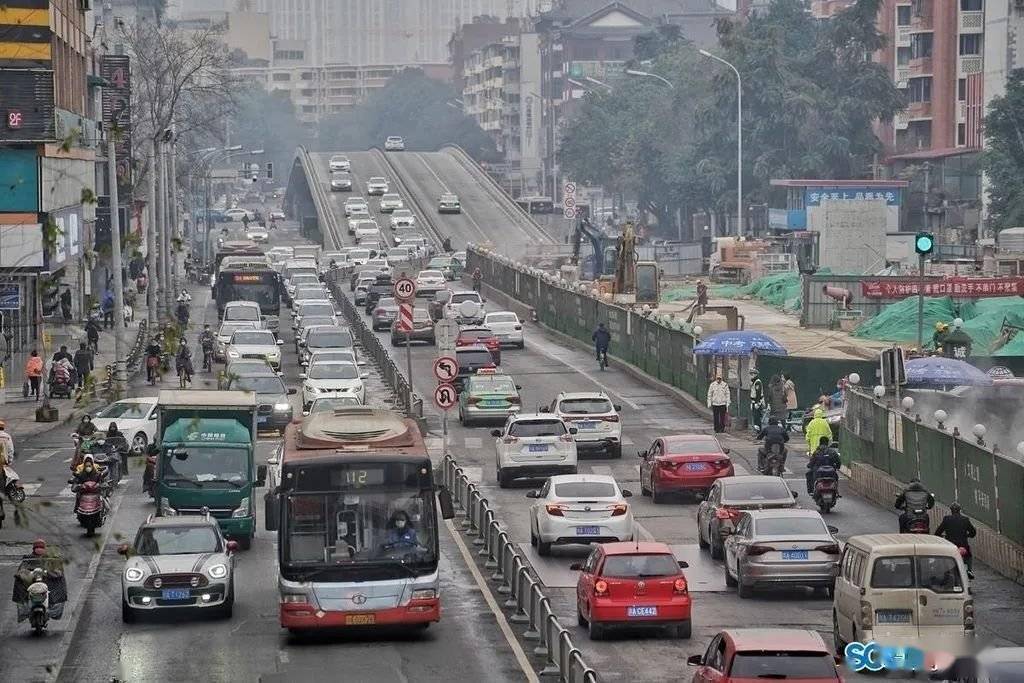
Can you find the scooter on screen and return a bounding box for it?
[812,466,839,514]
[72,480,107,536]
[759,443,787,477]
[905,509,930,534]
[27,574,50,635]
[4,464,26,503]
[84,439,121,486]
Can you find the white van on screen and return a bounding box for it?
[223,301,264,329]
[833,534,973,652]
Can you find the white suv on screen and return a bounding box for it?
[548,392,623,458]
[492,413,578,488]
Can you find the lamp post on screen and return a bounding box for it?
[699,49,743,238]
[623,69,674,89]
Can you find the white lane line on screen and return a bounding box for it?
[58,486,74,498]
[522,335,641,410]
[414,153,490,242]
[733,464,751,476]
[444,517,540,683]
[463,437,483,450]
[589,465,614,477]
[26,449,58,463]
[22,483,42,496]
[621,436,634,446]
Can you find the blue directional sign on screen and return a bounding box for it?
[0,283,21,310]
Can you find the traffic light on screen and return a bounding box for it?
[265,162,273,181]
[914,232,934,256]
[40,278,60,317]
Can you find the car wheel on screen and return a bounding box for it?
[537,538,552,557]
[609,443,622,459]
[497,468,510,489]
[577,607,586,627]
[587,617,604,640]
[121,598,136,623]
[236,535,253,551]
[697,520,710,549]
[639,468,650,496]
[833,611,846,653]
[736,567,753,599]
[530,526,537,547]
[131,432,148,454]
[518,341,525,350]
[724,559,737,587]
[710,535,724,560]
[651,479,666,504]
[220,582,235,618]
[673,620,692,639]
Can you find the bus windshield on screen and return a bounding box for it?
[217,271,279,311]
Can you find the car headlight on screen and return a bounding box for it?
[274,403,291,412]
[160,498,177,516]
[125,567,145,582]
[232,497,250,518]
[228,350,239,358]
[411,588,436,600]
[208,563,228,579]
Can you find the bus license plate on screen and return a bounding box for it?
[627,606,657,618]
[576,526,600,535]
[346,613,376,625]
[781,550,808,560]
[528,444,548,453]
[162,588,190,601]
[876,610,912,624]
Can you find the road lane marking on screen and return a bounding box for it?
[413,153,491,242]
[521,335,641,410]
[589,465,613,476]
[445,517,540,683]
[26,449,58,463]
[58,486,74,497]
[21,482,41,496]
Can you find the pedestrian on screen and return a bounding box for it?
[85,318,101,354]
[767,374,787,421]
[59,288,73,322]
[783,374,798,411]
[749,368,766,430]
[101,288,115,329]
[696,280,708,314]
[707,374,731,433]
[73,342,93,390]
[24,350,43,401]
[0,420,15,463]
[51,345,72,364]
[935,502,977,579]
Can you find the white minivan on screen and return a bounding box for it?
[833,534,973,655]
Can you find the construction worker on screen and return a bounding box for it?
[932,322,950,352]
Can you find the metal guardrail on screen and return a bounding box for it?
[99,320,147,398]
[441,453,598,683]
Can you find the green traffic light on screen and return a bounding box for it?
[915,232,934,254]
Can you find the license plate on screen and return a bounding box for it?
[162,588,190,601]
[528,444,548,453]
[876,610,912,624]
[627,606,657,617]
[578,421,598,430]
[257,416,268,425]
[482,401,505,408]
[684,462,709,471]
[345,613,376,625]
[576,526,600,535]
[781,550,808,560]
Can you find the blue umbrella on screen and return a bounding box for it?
[693,331,788,357]
[905,357,993,387]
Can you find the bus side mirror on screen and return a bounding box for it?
[438,488,455,520]
[256,465,267,486]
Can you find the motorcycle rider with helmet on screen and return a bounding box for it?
[199,324,215,371]
[756,416,789,473]
[804,407,833,456]
[145,336,163,383]
[895,478,935,532]
[935,502,977,579]
[806,436,842,494]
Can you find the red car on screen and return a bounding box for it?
[571,541,691,640]
[687,628,843,682]
[455,326,501,365]
[638,434,734,502]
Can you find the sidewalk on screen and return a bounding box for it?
[1,299,150,440]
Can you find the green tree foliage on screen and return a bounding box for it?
[559,0,903,235]
[228,86,309,179]
[317,69,499,161]
[983,68,1024,232]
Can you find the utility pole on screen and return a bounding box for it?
[107,135,126,397]
[148,140,159,326]
[159,140,172,316]
[169,139,179,293]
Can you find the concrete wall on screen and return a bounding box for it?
[810,199,890,273]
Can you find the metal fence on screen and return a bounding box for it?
[441,453,598,683]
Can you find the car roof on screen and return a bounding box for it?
[456,344,491,353]
[141,514,221,529]
[114,396,159,405]
[721,475,788,487]
[977,647,1024,664]
[548,474,617,486]
[556,391,610,400]
[744,508,825,521]
[600,541,674,556]
[722,628,829,653]
[846,533,958,551]
[511,412,562,421]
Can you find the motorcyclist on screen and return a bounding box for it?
[145,337,163,383]
[442,236,452,253]
[592,322,611,362]
[175,300,190,327]
[471,267,482,292]
[895,478,935,532]
[935,502,977,579]
[72,455,104,484]
[75,415,97,438]
[177,289,192,303]
[755,416,789,472]
[804,407,833,456]
[0,420,15,464]
[104,422,129,474]
[199,325,215,370]
[15,539,64,584]
[806,436,842,494]
[176,339,194,385]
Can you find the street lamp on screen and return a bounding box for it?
[585,76,612,91]
[623,69,674,89]
[699,49,743,237]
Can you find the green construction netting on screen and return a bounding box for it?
[662,270,820,313]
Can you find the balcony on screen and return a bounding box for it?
[894,111,909,130]
[909,5,932,31]
[958,100,967,122]
[959,55,983,76]
[907,57,933,77]
[895,26,911,47]
[894,66,909,86]
[906,101,932,119]
[959,11,983,34]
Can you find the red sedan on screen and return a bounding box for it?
[639,434,734,503]
[571,541,691,640]
[455,326,501,365]
[687,628,843,682]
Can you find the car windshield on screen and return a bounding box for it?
[298,304,335,318]
[225,307,260,321]
[509,420,566,438]
[469,376,517,394]
[722,481,792,502]
[412,309,431,322]
[729,653,838,679]
[162,447,249,486]
[311,351,356,364]
[983,662,1024,683]
[558,398,613,415]
[601,554,678,578]
[460,330,492,341]
[219,323,254,338]
[301,318,336,329]
[230,376,286,394]
[665,438,722,455]
[332,172,349,179]
[232,331,275,345]
[419,271,443,279]
[308,397,361,413]
[290,275,318,285]
[94,401,151,419]
[376,297,397,308]
[451,293,478,304]
[457,350,493,366]
[487,313,518,324]
[308,330,353,348]
[370,177,386,183]
[554,482,617,498]
[135,526,221,555]
[383,194,399,200]
[394,210,412,217]
[309,363,359,380]
[294,289,325,299]
[349,250,371,260]
[755,517,828,536]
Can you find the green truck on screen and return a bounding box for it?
[155,390,265,548]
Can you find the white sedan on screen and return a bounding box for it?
[379,194,404,212]
[90,396,159,454]
[390,209,416,229]
[366,177,389,195]
[527,474,635,556]
[300,361,367,409]
[224,208,251,221]
[225,328,284,370]
[416,270,446,289]
[245,225,269,243]
[344,198,368,217]
[483,311,524,349]
[492,413,578,488]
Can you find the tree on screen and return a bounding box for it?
[228,87,309,181]
[317,69,498,161]
[983,68,1024,232]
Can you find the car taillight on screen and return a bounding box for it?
[658,460,679,470]
[513,324,522,330]
[601,415,619,422]
[715,507,741,520]
[608,504,629,517]
[508,396,521,404]
[673,578,688,594]
[714,459,732,468]
[746,544,772,556]
[814,543,840,555]
[502,436,518,444]
[545,504,566,517]
[594,580,608,595]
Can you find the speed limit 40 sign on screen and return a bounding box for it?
[434,383,457,410]
[393,277,416,301]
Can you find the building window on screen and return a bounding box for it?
[300,72,314,81]
[897,47,911,66]
[958,78,967,101]
[959,34,982,56]
[896,5,912,25]
[960,0,983,11]
[957,123,967,146]
[272,73,290,82]
[910,33,933,59]
[908,77,932,102]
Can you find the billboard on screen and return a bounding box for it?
[0,69,55,142]
[100,55,132,197]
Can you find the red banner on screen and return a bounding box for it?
[861,277,1024,299]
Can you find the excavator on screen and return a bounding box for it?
[570,218,659,306]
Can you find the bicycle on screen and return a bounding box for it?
[597,348,608,371]
[178,366,192,388]
[202,347,214,372]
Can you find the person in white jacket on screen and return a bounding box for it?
[707,375,731,433]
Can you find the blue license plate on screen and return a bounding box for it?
[528,444,548,453]
[876,610,912,624]
[684,462,709,471]
[257,416,268,425]
[781,550,808,560]
[576,526,600,535]
[482,400,505,408]
[627,606,657,618]
[162,588,191,601]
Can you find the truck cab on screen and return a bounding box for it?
[155,391,264,549]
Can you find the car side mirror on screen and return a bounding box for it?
[614,404,622,412]
[569,563,583,571]
[256,465,267,486]
[360,373,369,379]
[539,406,549,413]
[515,385,522,390]
[490,429,502,438]
[687,655,702,667]
[792,491,799,498]
[226,540,239,554]
[287,388,297,395]
[830,563,841,578]
[299,373,307,380]
[277,339,284,345]
[722,447,731,454]
[117,543,130,556]
[525,490,540,499]
[678,560,689,569]
[302,411,310,417]
[827,525,839,534]
[569,427,578,435]
[438,488,455,520]
[638,450,647,459]
[621,489,633,498]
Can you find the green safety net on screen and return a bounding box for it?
[662,270,825,313]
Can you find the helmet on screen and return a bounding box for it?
[950,501,962,513]
[935,322,944,331]
[0,419,6,429]
[749,367,758,376]
[814,408,825,418]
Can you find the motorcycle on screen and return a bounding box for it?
[72,480,107,536]
[82,438,122,485]
[905,508,930,534]
[14,558,66,635]
[27,575,50,634]
[3,464,26,503]
[812,465,839,514]
[758,443,787,477]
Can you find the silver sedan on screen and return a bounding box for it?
[723,508,841,599]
